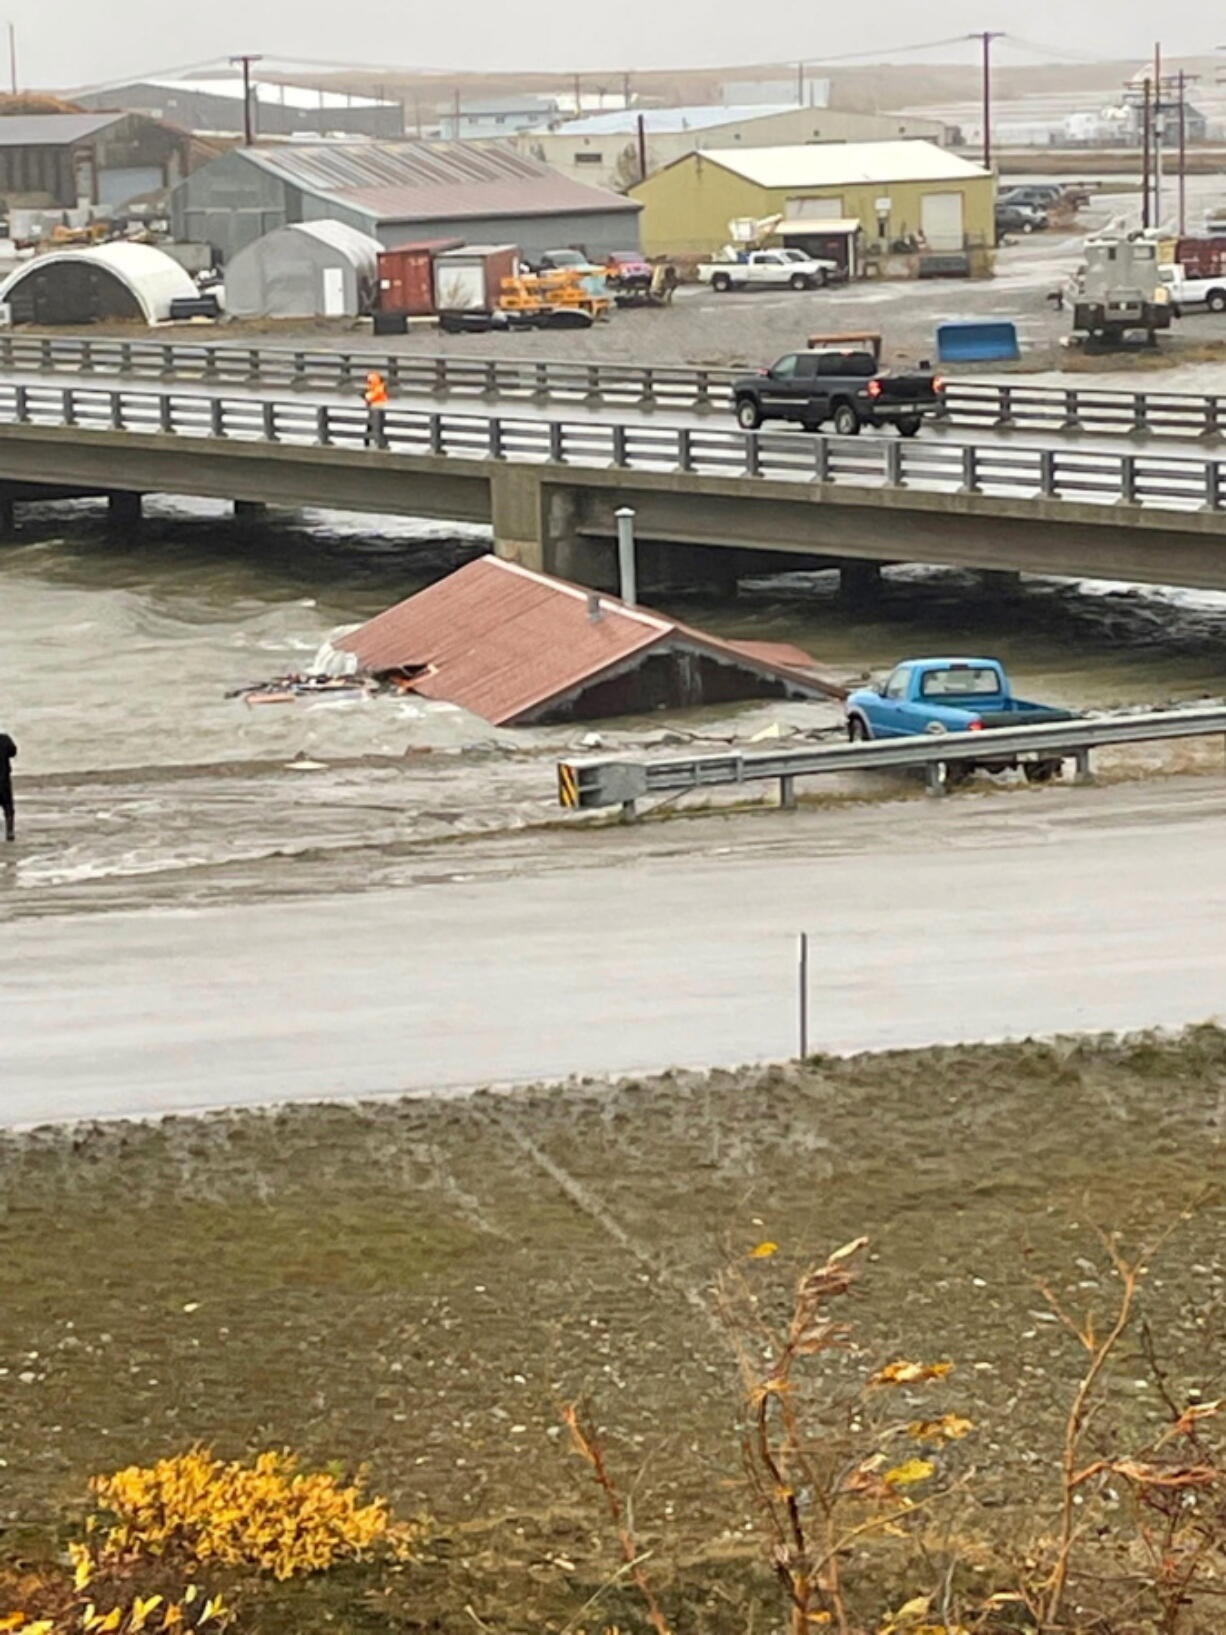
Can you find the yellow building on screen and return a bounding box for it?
[631,139,995,261]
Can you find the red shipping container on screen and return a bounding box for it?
[1177,236,1226,278]
[377,239,464,316]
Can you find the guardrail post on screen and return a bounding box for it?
[386,356,401,393]
[1039,449,1056,497]
[997,384,1014,427]
[483,361,497,397]
[611,423,627,466]
[639,367,656,408]
[745,431,760,478]
[1205,395,1222,439]
[110,390,123,430]
[692,370,713,411]
[677,427,693,472]
[202,347,219,381]
[429,413,445,455]
[210,397,224,438]
[337,353,354,389]
[292,350,306,382]
[779,775,796,810]
[39,336,51,372]
[959,444,978,494]
[925,763,946,797]
[62,387,76,427]
[160,343,174,378]
[1119,453,1137,504]
[12,383,26,423]
[316,404,331,446]
[620,798,638,824]
[1132,392,1149,435]
[1204,460,1223,511]
[488,416,503,458]
[533,362,550,400]
[118,341,132,375]
[1061,388,1081,432]
[549,420,564,462]
[813,435,829,483]
[585,365,601,403]
[885,439,904,488]
[1073,748,1092,784]
[432,358,447,396]
[159,394,173,434]
[262,400,277,442]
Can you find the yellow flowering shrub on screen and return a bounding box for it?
[88,1448,414,1581]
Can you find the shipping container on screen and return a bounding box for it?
[1177,236,1226,278]
[433,244,520,313]
[377,238,463,316]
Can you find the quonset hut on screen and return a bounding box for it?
[224,219,382,317]
[0,241,196,323]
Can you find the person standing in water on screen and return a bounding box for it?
[0,730,15,841]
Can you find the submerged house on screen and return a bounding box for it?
[336,556,842,726]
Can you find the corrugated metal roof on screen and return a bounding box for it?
[549,104,797,136]
[0,112,123,146]
[240,140,639,223]
[696,139,990,189]
[337,557,839,725]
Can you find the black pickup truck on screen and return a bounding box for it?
[732,348,944,436]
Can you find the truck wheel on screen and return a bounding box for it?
[711,273,731,292]
[789,272,810,291]
[847,715,871,742]
[1209,290,1226,313]
[897,416,922,437]
[735,398,762,431]
[832,403,861,436]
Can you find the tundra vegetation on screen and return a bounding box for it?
[2,1028,1225,1631]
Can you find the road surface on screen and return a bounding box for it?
[4,773,1226,1126]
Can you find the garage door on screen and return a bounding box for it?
[98,166,164,207]
[920,192,965,251]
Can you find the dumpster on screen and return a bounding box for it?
[935,319,1020,362]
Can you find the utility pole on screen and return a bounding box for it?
[229,54,262,146]
[452,86,461,138]
[573,72,582,114]
[621,69,631,110]
[1140,76,1152,230]
[1178,68,1187,236]
[7,22,15,96]
[1153,40,1163,227]
[796,60,805,106]
[969,31,1005,171]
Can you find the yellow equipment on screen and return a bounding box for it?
[498,268,610,320]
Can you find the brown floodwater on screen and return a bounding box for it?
[4,493,1226,920]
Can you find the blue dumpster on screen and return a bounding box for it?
[936,319,1020,362]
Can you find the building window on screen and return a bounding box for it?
[574,151,603,164]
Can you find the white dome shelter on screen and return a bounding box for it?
[0,242,197,325]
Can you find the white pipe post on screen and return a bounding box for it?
[614,506,637,605]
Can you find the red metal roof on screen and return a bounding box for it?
[337,557,841,726]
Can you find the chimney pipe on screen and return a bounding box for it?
[615,506,637,605]
[587,590,604,622]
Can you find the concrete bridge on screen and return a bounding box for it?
[4,374,1226,593]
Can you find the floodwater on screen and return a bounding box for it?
[5,494,1226,921]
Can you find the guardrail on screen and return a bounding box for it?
[4,381,1226,513]
[2,333,1226,442]
[557,706,1226,818]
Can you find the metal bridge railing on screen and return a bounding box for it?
[3,333,1226,441]
[4,381,1226,514]
[557,706,1226,819]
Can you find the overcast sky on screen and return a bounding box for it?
[23,0,1214,91]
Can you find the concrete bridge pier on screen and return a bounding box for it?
[107,491,143,526]
[838,560,883,606]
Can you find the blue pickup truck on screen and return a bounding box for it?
[845,657,1078,784]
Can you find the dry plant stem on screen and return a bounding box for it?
[560,1403,672,1635]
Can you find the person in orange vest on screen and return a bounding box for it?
[363,370,390,447]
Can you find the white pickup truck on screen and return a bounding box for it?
[697,248,836,292]
[1159,263,1226,314]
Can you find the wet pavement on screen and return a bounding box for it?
[5,772,1226,1124]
